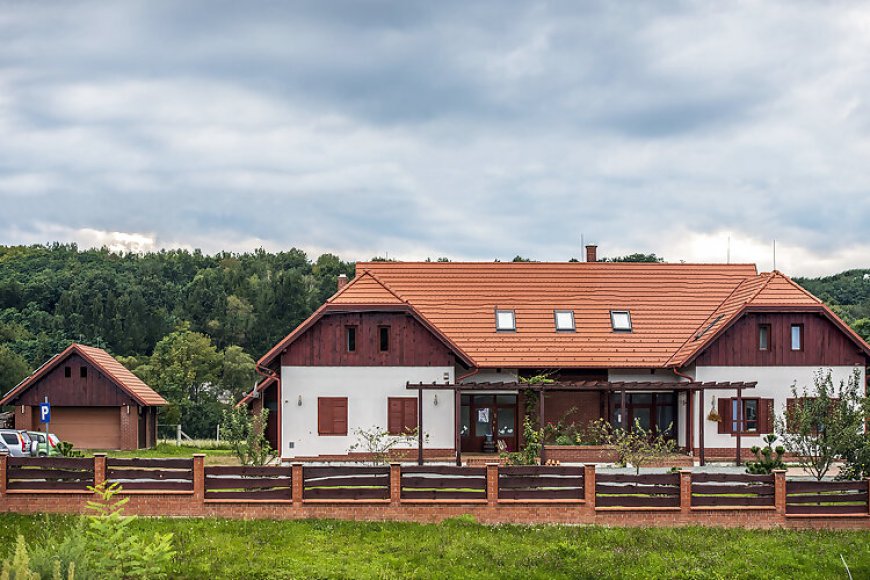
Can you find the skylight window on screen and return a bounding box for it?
[694,315,723,341]
[554,310,575,332]
[610,310,632,332]
[495,309,516,331]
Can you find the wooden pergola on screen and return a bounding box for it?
[406,380,758,467]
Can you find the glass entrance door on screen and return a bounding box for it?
[460,394,518,452]
[611,392,677,438]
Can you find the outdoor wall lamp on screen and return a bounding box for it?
[297,395,303,407]
[434,394,439,406]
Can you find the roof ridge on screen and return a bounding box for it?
[363,269,409,304]
[327,269,408,305]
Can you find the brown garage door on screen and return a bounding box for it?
[50,407,121,449]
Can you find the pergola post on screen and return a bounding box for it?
[538,388,546,465]
[454,389,462,466]
[620,389,627,430]
[698,389,705,466]
[736,387,743,466]
[417,387,424,466]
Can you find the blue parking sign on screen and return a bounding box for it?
[39,402,50,424]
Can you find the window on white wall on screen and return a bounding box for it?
[790,324,803,351]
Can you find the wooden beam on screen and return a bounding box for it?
[736,387,742,466]
[454,389,461,466]
[539,391,546,464]
[418,387,424,466]
[620,389,627,430]
[698,389,705,466]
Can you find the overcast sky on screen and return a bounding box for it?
[1,1,869,276]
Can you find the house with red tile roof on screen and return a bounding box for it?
[0,343,165,450]
[249,249,870,464]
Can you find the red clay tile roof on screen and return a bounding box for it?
[0,343,166,406]
[260,262,870,370]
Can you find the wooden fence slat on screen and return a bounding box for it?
[116,481,194,491]
[401,476,486,489]
[595,484,680,495]
[7,480,92,491]
[205,489,292,500]
[107,469,192,480]
[205,466,293,477]
[498,488,583,500]
[7,468,95,480]
[787,504,869,515]
[304,487,389,500]
[106,458,193,469]
[499,466,585,476]
[691,496,775,507]
[302,476,389,488]
[303,466,389,477]
[786,492,868,505]
[595,495,679,508]
[691,473,774,483]
[400,490,486,500]
[497,475,584,488]
[7,457,93,469]
[401,466,486,476]
[691,484,775,495]
[595,474,679,485]
[787,481,868,494]
[207,477,293,490]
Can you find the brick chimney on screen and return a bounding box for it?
[585,245,598,263]
[337,274,348,292]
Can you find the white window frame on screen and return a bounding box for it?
[495,309,516,332]
[610,310,632,332]
[554,310,575,332]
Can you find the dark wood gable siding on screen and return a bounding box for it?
[12,354,139,406]
[696,312,867,367]
[280,312,455,367]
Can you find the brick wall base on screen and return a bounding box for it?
[286,449,455,463]
[0,493,866,530]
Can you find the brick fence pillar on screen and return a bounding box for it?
[866,477,870,516]
[679,469,692,514]
[93,453,107,489]
[773,470,787,515]
[193,454,205,502]
[389,463,401,505]
[0,453,7,496]
[583,464,596,511]
[486,463,499,505]
[291,463,304,506]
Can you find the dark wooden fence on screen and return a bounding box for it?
[691,473,775,508]
[302,466,390,500]
[595,473,681,508]
[786,480,869,515]
[498,466,584,501]
[6,457,94,491]
[205,465,293,500]
[108,458,194,492]
[401,465,486,500]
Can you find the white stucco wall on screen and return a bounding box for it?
[280,366,455,458]
[693,365,866,449]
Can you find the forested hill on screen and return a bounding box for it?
[793,270,870,341]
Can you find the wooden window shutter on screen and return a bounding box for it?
[404,398,417,432]
[718,397,731,434]
[319,397,348,435]
[387,398,403,435]
[758,398,774,434]
[785,398,797,433]
[318,398,330,435]
[333,398,347,435]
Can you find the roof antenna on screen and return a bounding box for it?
[581,233,584,261]
[727,235,731,264]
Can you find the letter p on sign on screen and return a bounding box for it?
[39,402,50,424]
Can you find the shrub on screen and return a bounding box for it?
[745,434,785,475]
[613,420,677,474]
[55,442,83,458]
[348,426,422,465]
[501,416,543,465]
[222,406,276,466]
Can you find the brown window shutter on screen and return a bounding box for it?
[333,398,347,435]
[718,397,731,434]
[387,398,402,435]
[405,398,418,432]
[318,398,331,435]
[758,398,774,434]
[785,398,796,433]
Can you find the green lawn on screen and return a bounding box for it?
[1,514,867,579]
[103,442,238,465]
